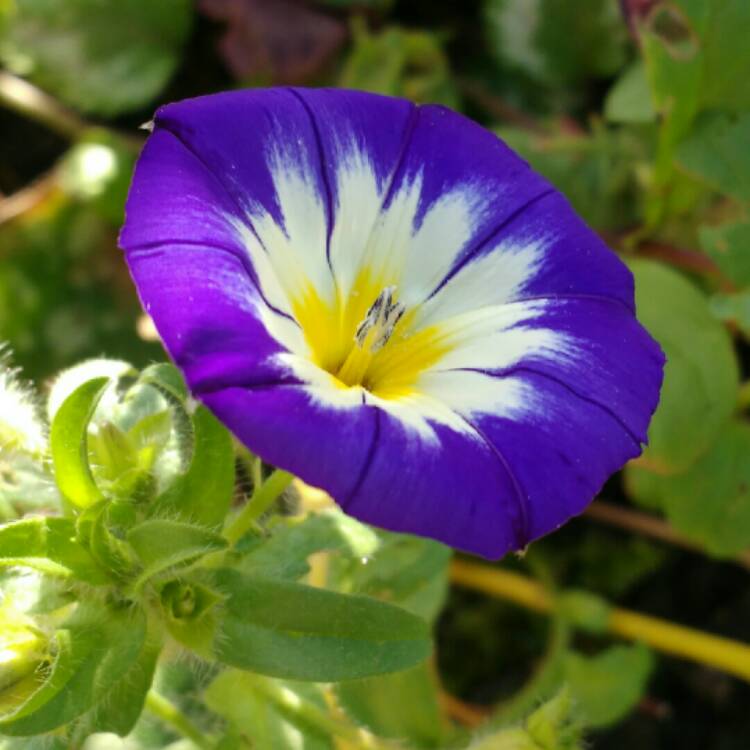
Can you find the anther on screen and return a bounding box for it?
[354,286,406,353]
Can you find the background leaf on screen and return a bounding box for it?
[0,0,193,115]
[627,420,750,557]
[205,669,333,750]
[628,260,739,474]
[564,644,653,728]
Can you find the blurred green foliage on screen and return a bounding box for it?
[0,0,749,748]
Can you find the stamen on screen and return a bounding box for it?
[335,286,406,388]
[354,286,406,353]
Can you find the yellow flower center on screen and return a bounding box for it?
[292,269,453,400]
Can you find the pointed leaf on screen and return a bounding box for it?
[212,569,431,682]
[50,377,109,509]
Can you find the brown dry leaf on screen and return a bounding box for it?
[199,0,347,84]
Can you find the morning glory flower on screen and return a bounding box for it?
[120,88,664,558]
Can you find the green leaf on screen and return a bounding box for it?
[0,516,107,583]
[640,1,750,147]
[72,621,161,738]
[50,376,108,508]
[485,0,628,88]
[339,22,458,107]
[337,533,451,623]
[640,3,703,145]
[239,509,379,581]
[335,663,445,747]
[211,569,431,682]
[676,112,750,202]
[710,291,750,337]
[628,260,738,473]
[0,0,193,115]
[604,62,656,124]
[128,519,227,586]
[564,644,653,728]
[205,670,333,750]
[497,124,645,232]
[627,420,750,557]
[700,219,750,288]
[150,406,234,528]
[0,604,146,735]
[689,0,750,113]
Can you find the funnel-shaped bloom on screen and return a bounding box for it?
[120,88,664,558]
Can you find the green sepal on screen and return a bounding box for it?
[211,568,432,682]
[161,578,224,657]
[50,377,109,509]
[0,516,109,584]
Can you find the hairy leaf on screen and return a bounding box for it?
[212,569,431,681]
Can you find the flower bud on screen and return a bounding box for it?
[0,610,48,694]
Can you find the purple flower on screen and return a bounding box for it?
[120,88,664,558]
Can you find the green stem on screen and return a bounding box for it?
[224,468,293,545]
[451,560,750,683]
[145,690,214,750]
[251,677,400,749]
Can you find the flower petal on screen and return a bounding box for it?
[120,88,665,559]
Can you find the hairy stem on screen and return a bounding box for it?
[145,690,214,750]
[450,559,750,683]
[224,468,293,545]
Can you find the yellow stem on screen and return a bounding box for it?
[450,559,750,683]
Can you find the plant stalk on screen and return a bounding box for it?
[145,690,214,750]
[224,468,293,545]
[450,559,750,683]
